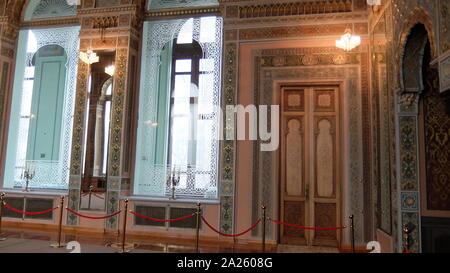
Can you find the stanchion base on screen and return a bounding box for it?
[108,242,136,253]
[50,243,66,248]
[0,238,7,241]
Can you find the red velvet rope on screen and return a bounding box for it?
[93,194,105,200]
[201,216,261,237]
[130,211,194,222]
[66,208,121,220]
[4,203,59,216]
[270,218,347,230]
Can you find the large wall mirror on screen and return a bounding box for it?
[3,27,80,191]
[80,50,115,211]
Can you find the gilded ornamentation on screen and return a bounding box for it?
[398,92,419,108]
[239,24,348,40]
[93,16,119,29]
[220,43,237,233]
[422,69,450,210]
[238,0,352,19]
[106,48,129,229]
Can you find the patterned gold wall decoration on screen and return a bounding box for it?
[239,24,348,40]
[219,42,237,233]
[238,0,352,19]
[422,69,450,211]
[106,47,129,229]
[67,60,89,226]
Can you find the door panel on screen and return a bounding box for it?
[280,86,340,247]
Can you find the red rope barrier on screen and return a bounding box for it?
[270,218,347,230]
[4,203,59,216]
[130,211,194,222]
[66,208,121,220]
[93,193,105,200]
[201,216,261,237]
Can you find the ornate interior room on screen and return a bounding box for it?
[0,0,449,253]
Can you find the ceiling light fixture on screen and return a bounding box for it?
[105,65,115,76]
[79,49,99,65]
[336,28,361,51]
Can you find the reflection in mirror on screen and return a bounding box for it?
[3,27,80,191]
[80,50,115,211]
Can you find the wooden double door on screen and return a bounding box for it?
[279,85,341,247]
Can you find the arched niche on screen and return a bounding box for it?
[23,0,77,21]
[400,24,429,93]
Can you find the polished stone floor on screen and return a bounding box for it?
[0,228,339,253]
[0,228,265,253]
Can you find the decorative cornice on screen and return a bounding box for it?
[223,11,368,28]
[145,7,221,19]
[233,0,353,19]
[20,17,79,28]
[77,5,138,16]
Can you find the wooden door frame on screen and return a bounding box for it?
[276,81,345,248]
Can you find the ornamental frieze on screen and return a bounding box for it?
[237,0,352,19]
[239,24,350,40]
[260,53,360,67]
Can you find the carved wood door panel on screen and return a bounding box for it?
[280,86,341,247]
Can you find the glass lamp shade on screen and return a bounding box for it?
[79,49,99,65]
[336,29,361,51]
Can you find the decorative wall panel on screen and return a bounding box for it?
[148,0,218,10]
[314,203,337,241]
[219,42,237,233]
[423,69,450,211]
[315,118,335,198]
[251,48,364,244]
[286,119,304,197]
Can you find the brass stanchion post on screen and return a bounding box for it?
[109,199,134,252]
[403,225,411,253]
[88,185,93,210]
[119,199,129,253]
[195,203,201,253]
[50,196,66,248]
[0,193,7,241]
[349,215,355,253]
[262,206,266,253]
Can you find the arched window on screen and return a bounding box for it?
[23,0,77,21]
[3,2,80,190]
[134,16,222,199]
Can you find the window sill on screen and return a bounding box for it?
[122,195,220,205]
[0,188,67,197]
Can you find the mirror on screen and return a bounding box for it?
[80,50,115,211]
